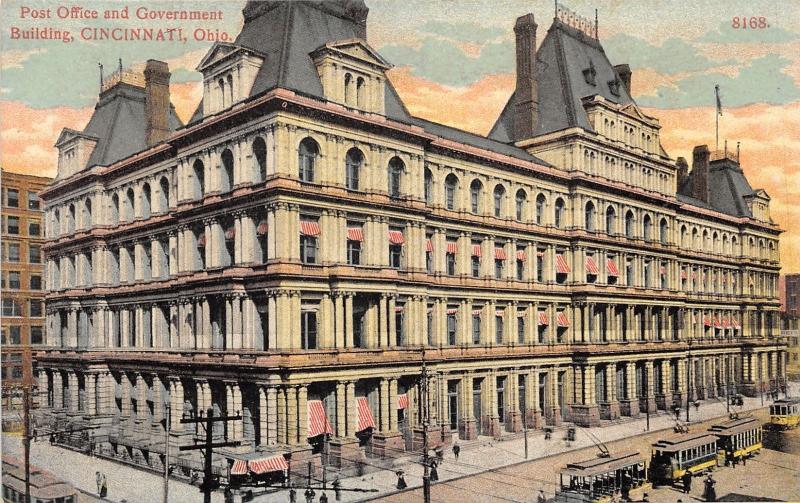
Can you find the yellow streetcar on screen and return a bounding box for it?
[708,417,762,463]
[649,433,723,486]
[555,452,648,503]
[768,398,800,430]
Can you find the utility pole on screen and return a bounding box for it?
[163,405,171,503]
[23,383,32,503]
[421,346,431,503]
[523,414,529,459]
[686,352,691,424]
[180,407,242,503]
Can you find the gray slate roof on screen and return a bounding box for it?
[489,18,634,142]
[678,159,757,218]
[82,83,182,168]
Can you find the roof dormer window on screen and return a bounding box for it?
[608,78,621,97]
[197,42,265,115]
[583,60,596,86]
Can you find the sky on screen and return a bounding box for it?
[2,0,799,272]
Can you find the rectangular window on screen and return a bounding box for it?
[7,326,21,345]
[7,216,20,234]
[536,251,544,282]
[301,310,318,349]
[517,315,525,343]
[300,236,318,264]
[389,244,402,269]
[447,314,457,345]
[446,253,456,276]
[626,260,634,287]
[30,275,42,290]
[27,192,40,210]
[30,326,43,344]
[644,261,651,288]
[516,258,524,281]
[426,251,433,273]
[30,300,43,317]
[347,240,361,265]
[29,244,41,263]
[2,299,22,316]
[495,259,504,279]
[471,256,480,277]
[28,221,41,236]
[472,314,481,344]
[495,315,504,343]
[6,188,19,208]
[8,271,21,289]
[7,243,20,262]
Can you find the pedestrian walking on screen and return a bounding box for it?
[304,487,316,503]
[621,472,632,501]
[642,492,649,502]
[396,470,407,489]
[332,478,342,502]
[434,445,444,462]
[430,460,439,482]
[703,474,716,502]
[537,489,547,503]
[289,483,297,503]
[319,492,329,503]
[682,471,692,494]
[452,442,460,460]
[96,471,107,498]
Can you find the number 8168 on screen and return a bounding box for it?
[732,17,768,29]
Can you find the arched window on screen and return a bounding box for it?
[660,218,669,244]
[535,194,546,225]
[227,74,234,104]
[298,138,319,182]
[625,210,634,238]
[584,201,596,231]
[345,148,363,191]
[680,225,688,248]
[252,137,267,182]
[554,198,565,228]
[344,73,354,106]
[221,149,234,192]
[159,176,170,212]
[141,183,151,219]
[713,231,720,253]
[515,189,527,221]
[356,77,366,108]
[68,204,76,232]
[84,198,92,228]
[605,206,616,235]
[125,188,135,221]
[110,193,119,224]
[193,159,205,198]
[218,78,226,108]
[470,179,483,213]
[643,214,652,241]
[493,185,506,217]
[388,157,404,198]
[444,174,458,210]
[424,168,433,204]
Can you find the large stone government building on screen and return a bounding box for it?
[37,1,786,477]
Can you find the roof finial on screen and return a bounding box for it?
[98,62,104,92]
[118,57,123,74]
[736,141,740,162]
[554,0,558,18]
[595,9,599,40]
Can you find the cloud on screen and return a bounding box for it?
[381,37,514,87]
[0,48,47,70]
[603,34,724,74]
[419,21,505,44]
[698,21,798,44]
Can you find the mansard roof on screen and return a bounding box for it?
[678,157,758,218]
[489,18,635,142]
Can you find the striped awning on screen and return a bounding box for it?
[300,221,321,237]
[426,239,434,252]
[249,455,288,474]
[495,309,506,317]
[257,219,269,236]
[660,266,666,276]
[703,317,712,327]
[395,306,405,313]
[230,459,248,475]
[397,394,409,410]
[225,227,236,240]
[713,317,722,328]
[307,400,333,438]
[680,269,688,280]
[446,242,458,254]
[721,275,727,284]
[356,397,376,432]
[606,258,619,277]
[732,318,741,329]
[585,256,599,275]
[517,310,527,318]
[472,309,483,316]
[538,311,549,326]
[472,244,482,257]
[722,318,730,328]
[555,254,570,274]
[196,233,206,248]
[516,250,526,261]
[347,228,364,241]
[495,247,507,260]
[556,311,570,328]
[388,230,405,245]
[446,308,458,315]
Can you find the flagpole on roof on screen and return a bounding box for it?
[715,84,723,151]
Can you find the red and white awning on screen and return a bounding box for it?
[606,258,619,277]
[257,219,268,236]
[556,311,570,328]
[517,310,527,318]
[426,239,434,252]
[722,318,730,328]
[347,228,364,241]
[495,309,506,317]
[472,309,483,316]
[388,230,405,245]
[300,221,321,237]
[732,318,741,330]
[472,244,482,257]
[225,227,236,240]
[495,248,507,260]
[446,242,458,254]
[713,317,722,328]
[703,317,712,328]
[397,394,409,410]
[356,396,376,432]
[660,266,666,276]
[680,269,688,280]
[538,312,550,326]
[249,455,288,474]
[516,250,526,261]
[307,400,333,438]
[230,459,248,475]
[555,254,571,274]
[196,233,206,248]
[585,256,599,275]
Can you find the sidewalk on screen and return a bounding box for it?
[252,387,795,503]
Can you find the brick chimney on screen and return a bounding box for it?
[614,64,632,93]
[513,13,538,142]
[676,156,689,188]
[144,59,171,146]
[691,145,710,203]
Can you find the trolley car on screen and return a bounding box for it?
[649,433,723,485]
[555,452,647,503]
[768,398,800,430]
[2,456,78,503]
[708,416,762,462]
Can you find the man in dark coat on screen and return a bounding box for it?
[703,474,716,502]
[429,461,439,482]
[682,471,692,494]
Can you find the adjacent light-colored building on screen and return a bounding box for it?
[2,169,51,430]
[36,1,786,478]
